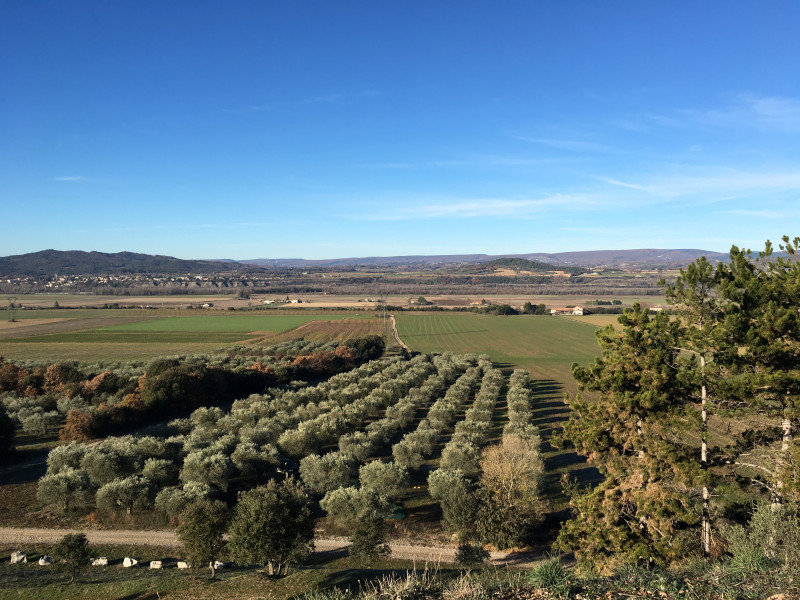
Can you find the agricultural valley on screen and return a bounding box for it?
[1,245,799,600]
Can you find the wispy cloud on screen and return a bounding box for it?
[601,169,800,199]
[363,193,598,221]
[702,94,800,133]
[53,176,89,182]
[640,94,800,134]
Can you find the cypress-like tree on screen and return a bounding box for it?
[558,304,699,571]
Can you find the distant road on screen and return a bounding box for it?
[0,527,544,567]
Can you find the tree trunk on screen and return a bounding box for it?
[267,561,274,576]
[774,412,793,507]
[209,563,216,579]
[701,354,711,560]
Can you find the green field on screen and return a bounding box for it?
[0,312,369,362]
[101,314,361,332]
[395,312,602,396]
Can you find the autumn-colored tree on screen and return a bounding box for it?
[60,409,95,441]
[477,434,544,548]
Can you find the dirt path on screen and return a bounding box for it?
[0,527,544,568]
[390,314,410,351]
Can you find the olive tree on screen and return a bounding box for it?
[321,486,392,561]
[177,499,230,578]
[359,461,409,499]
[228,479,314,575]
[52,533,91,582]
[37,468,91,513]
[95,476,154,515]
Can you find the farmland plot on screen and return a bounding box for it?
[395,312,600,396]
[0,312,370,362]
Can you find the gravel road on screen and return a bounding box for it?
[0,527,543,568]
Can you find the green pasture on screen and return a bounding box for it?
[395,312,602,396]
[101,314,361,332]
[0,313,366,362]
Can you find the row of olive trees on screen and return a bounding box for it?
[304,354,480,558]
[392,366,483,470]
[296,353,475,496]
[503,369,541,442]
[147,357,413,502]
[39,359,438,515]
[429,368,544,549]
[300,371,450,495]
[278,356,437,458]
[439,363,503,475]
[37,435,183,513]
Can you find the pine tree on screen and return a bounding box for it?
[558,304,699,571]
[664,256,728,559]
[718,239,800,504]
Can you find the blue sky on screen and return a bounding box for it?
[2,2,799,260]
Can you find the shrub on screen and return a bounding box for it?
[725,502,800,570]
[52,533,91,582]
[454,543,489,567]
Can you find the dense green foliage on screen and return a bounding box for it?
[51,533,91,582]
[177,499,230,578]
[558,305,700,570]
[228,479,314,575]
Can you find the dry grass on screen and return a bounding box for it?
[0,319,69,331]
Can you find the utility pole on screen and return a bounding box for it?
[7,296,17,322]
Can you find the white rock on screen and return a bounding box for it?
[149,560,162,569]
[211,560,226,569]
[38,555,52,565]
[123,557,138,568]
[177,561,190,569]
[10,551,27,564]
[91,557,108,566]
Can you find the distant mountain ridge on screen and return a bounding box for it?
[0,250,244,276]
[0,248,733,276]
[241,248,731,268]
